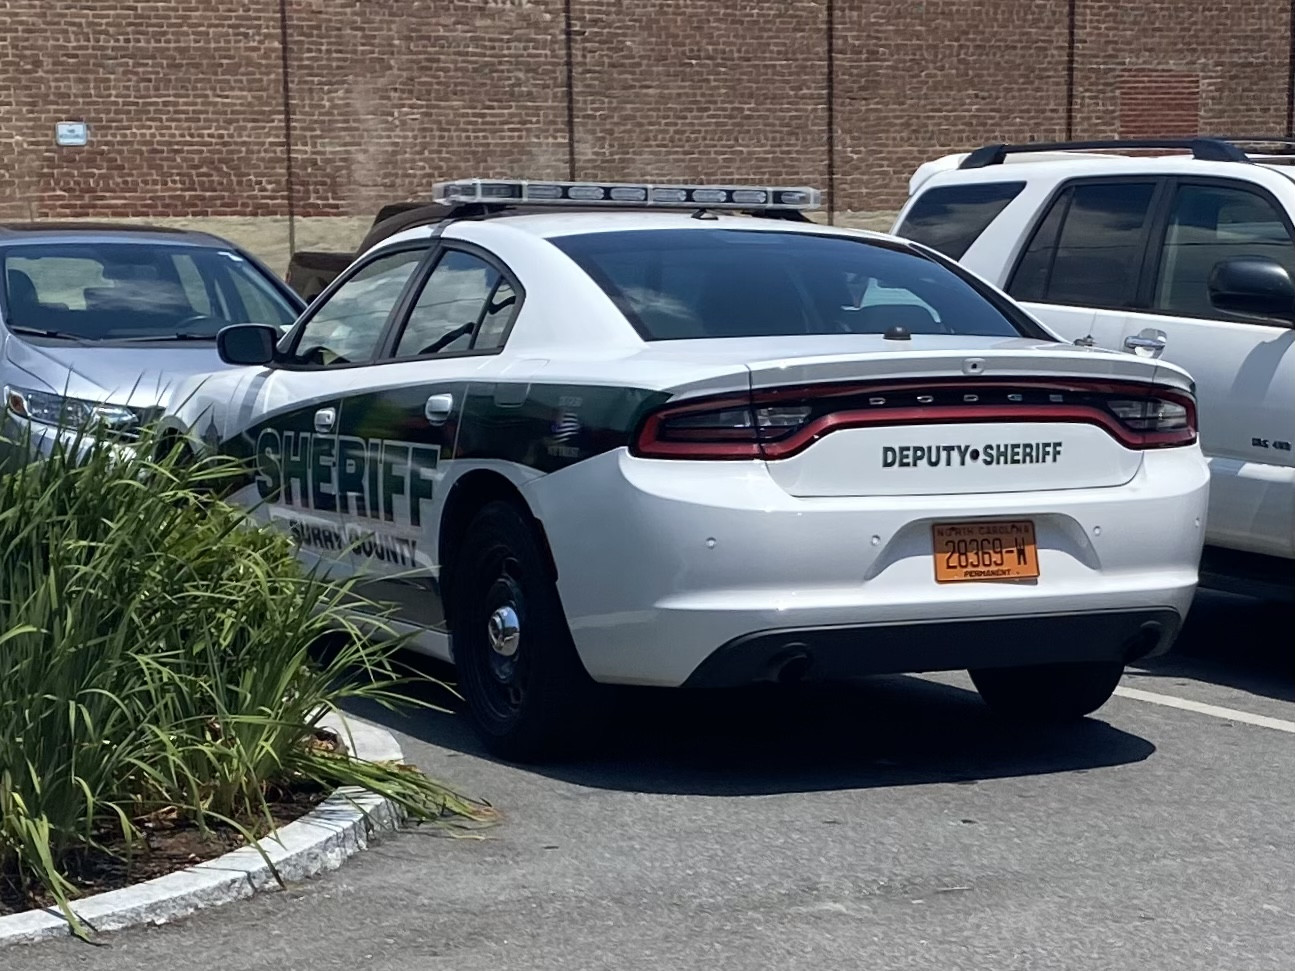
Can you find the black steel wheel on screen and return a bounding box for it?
[451,501,596,761]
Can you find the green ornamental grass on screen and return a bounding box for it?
[0,419,490,933]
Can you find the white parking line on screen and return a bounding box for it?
[1114,685,1295,735]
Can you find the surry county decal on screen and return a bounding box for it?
[254,427,439,565]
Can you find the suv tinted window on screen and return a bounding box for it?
[1009,181,1157,309]
[556,229,1039,341]
[1154,183,1295,322]
[895,181,1025,258]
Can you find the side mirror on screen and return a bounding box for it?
[216,324,280,366]
[1208,256,1295,323]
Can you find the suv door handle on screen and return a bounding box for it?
[313,407,336,433]
[425,393,454,425]
[1124,332,1167,354]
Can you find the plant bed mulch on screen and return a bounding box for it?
[0,782,329,918]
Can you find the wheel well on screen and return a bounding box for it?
[154,427,194,464]
[438,470,558,625]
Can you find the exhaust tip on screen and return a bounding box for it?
[1122,622,1165,662]
[773,647,813,684]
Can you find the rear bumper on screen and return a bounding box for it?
[524,445,1207,688]
[684,608,1181,688]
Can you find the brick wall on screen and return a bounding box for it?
[0,0,1290,220]
[1071,0,1290,138]
[0,1,287,219]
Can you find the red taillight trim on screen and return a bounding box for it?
[631,380,1198,460]
[634,394,763,459]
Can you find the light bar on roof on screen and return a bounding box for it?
[431,179,822,211]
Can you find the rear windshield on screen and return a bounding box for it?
[553,229,1042,341]
[1,242,299,341]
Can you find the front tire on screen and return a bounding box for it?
[450,501,596,762]
[970,661,1124,722]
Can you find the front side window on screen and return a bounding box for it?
[286,248,425,367]
[554,229,1043,341]
[1153,183,1295,322]
[391,250,517,358]
[1009,181,1158,309]
[1,242,298,341]
[895,181,1025,259]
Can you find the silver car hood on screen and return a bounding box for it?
[4,335,238,409]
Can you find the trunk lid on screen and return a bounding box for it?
[639,335,1194,498]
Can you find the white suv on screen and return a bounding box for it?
[893,137,1294,601]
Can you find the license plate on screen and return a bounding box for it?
[932,519,1039,583]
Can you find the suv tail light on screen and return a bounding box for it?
[632,380,1197,460]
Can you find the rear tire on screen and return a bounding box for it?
[450,501,597,762]
[969,661,1124,721]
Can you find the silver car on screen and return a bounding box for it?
[0,223,303,458]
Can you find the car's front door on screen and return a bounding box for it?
[1112,178,1295,557]
[224,244,432,577]
[326,243,525,648]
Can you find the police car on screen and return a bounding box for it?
[168,179,1210,760]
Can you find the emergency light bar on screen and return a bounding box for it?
[431,179,822,211]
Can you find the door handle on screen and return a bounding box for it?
[1123,334,1166,350]
[313,407,336,433]
[424,393,454,425]
[1123,328,1167,357]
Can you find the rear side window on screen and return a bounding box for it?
[895,181,1025,258]
[392,250,517,357]
[1008,181,1157,309]
[554,229,1045,341]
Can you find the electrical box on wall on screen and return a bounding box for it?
[55,122,89,146]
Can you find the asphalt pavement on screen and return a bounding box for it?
[11,590,1294,971]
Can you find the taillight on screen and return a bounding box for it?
[1106,396,1194,440]
[633,399,813,459]
[632,381,1197,460]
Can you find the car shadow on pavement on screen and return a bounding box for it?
[1128,590,1294,704]
[348,669,1156,798]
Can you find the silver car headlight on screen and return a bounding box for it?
[3,386,151,439]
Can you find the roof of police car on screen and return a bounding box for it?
[383,209,905,247]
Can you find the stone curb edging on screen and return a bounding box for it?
[0,713,406,947]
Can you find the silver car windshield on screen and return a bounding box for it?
[1,242,298,342]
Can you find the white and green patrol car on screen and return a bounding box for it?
[168,179,1210,760]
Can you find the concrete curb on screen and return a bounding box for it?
[0,713,406,947]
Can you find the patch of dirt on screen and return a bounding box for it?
[0,782,329,918]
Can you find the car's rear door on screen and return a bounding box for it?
[325,241,526,646]
[1003,177,1168,350]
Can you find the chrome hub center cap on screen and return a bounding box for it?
[487,605,521,658]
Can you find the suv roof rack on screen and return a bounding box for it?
[1201,135,1295,161]
[1204,135,1295,148]
[959,138,1251,169]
